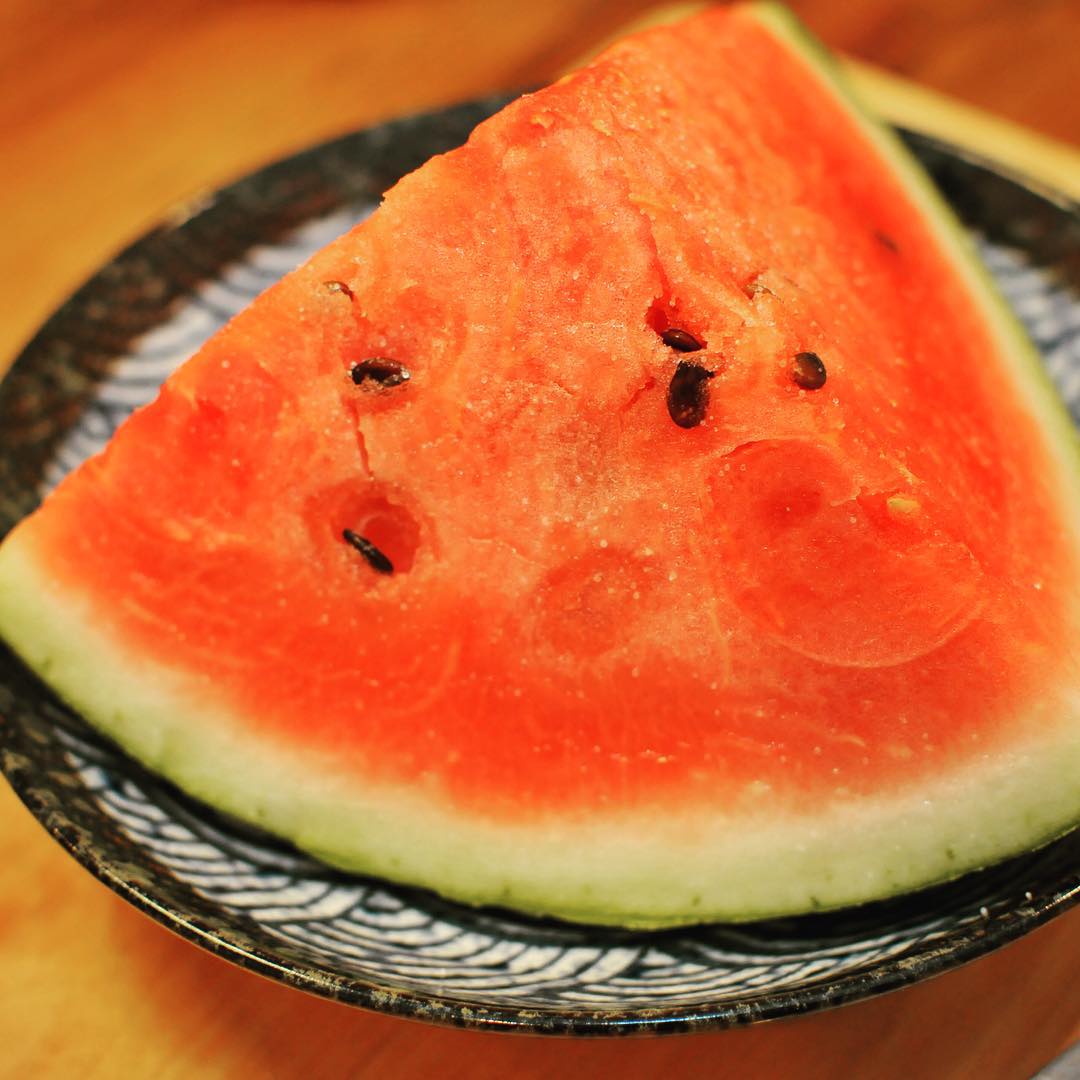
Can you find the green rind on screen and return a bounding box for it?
[2,6,1080,928]
[3,537,1080,928]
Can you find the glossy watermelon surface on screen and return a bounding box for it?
[1,3,1079,927]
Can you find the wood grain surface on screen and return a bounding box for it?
[2,2,1079,1077]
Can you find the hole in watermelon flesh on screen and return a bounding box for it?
[348,497,421,574]
[305,484,421,575]
[533,546,663,660]
[322,279,355,301]
[707,439,984,668]
[645,294,706,347]
[742,271,772,298]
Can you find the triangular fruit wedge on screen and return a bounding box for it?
[2,4,1079,928]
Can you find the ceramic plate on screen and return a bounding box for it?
[2,98,1079,1035]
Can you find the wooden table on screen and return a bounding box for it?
[2,2,1079,1076]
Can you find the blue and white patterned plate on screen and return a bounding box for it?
[1,99,1079,1035]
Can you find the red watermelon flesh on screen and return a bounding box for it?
[1,3,1079,926]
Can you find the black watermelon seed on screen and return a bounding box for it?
[667,360,715,429]
[873,230,899,253]
[323,280,356,300]
[343,529,394,574]
[350,358,411,388]
[791,351,827,390]
[660,327,704,352]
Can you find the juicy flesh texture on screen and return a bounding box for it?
[17,8,1079,822]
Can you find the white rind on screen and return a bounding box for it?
[4,535,1080,928]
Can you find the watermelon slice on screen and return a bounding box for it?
[1,4,1079,929]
